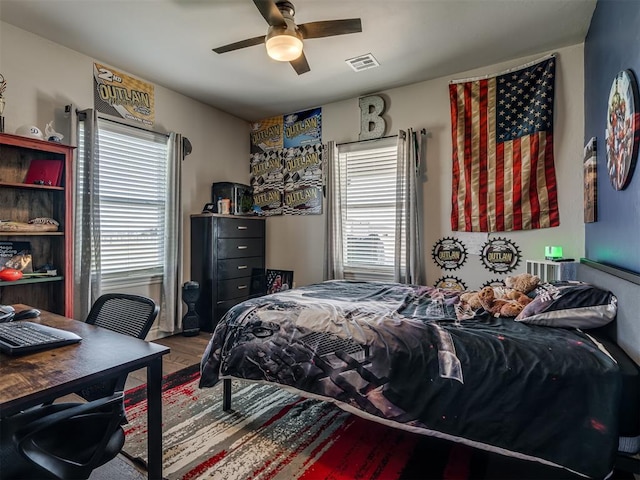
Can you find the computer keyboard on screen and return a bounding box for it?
[0,322,82,355]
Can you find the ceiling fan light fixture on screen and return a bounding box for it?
[266,27,303,62]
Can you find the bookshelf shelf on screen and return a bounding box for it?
[0,232,65,237]
[0,276,63,286]
[0,181,64,191]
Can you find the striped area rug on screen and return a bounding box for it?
[123,365,480,480]
[123,366,636,480]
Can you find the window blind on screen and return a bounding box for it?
[338,137,398,281]
[78,118,169,280]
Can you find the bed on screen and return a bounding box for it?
[199,260,640,479]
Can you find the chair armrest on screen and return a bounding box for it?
[13,392,126,479]
[14,392,124,441]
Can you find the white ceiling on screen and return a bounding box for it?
[0,0,596,122]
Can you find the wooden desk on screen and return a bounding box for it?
[0,306,170,480]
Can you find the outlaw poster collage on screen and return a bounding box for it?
[250,108,323,216]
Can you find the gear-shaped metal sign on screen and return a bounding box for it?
[480,237,521,273]
[481,278,506,289]
[432,237,467,270]
[434,276,468,292]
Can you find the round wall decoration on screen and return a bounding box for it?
[434,276,468,292]
[605,70,639,191]
[480,237,521,274]
[481,278,506,289]
[431,237,467,270]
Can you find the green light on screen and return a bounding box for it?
[545,246,563,260]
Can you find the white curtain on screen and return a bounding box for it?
[159,133,185,333]
[74,111,184,329]
[74,109,102,320]
[324,134,425,284]
[323,141,345,280]
[394,129,425,285]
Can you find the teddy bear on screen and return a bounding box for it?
[478,286,529,317]
[459,290,483,310]
[458,275,536,318]
[504,273,540,295]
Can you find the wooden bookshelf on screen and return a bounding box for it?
[0,133,74,317]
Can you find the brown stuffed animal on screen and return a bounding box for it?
[505,289,532,305]
[478,286,528,317]
[499,300,526,317]
[504,273,540,294]
[460,290,483,310]
[478,287,505,314]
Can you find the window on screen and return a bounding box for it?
[77,118,169,282]
[337,137,402,281]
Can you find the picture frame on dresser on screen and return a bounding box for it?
[266,269,293,294]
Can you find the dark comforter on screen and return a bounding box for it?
[199,280,621,478]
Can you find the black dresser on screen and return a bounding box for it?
[190,214,266,332]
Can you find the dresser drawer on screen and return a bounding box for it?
[218,256,265,280]
[214,291,264,322]
[217,238,264,259]
[217,275,266,302]
[217,217,265,239]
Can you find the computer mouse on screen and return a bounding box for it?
[13,309,41,320]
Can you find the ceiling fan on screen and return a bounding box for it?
[212,0,362,75]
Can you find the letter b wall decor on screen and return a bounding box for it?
[359,95,386,141]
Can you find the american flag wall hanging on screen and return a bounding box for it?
[449,55,559,232]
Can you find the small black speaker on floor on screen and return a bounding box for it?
[182,281,200,337]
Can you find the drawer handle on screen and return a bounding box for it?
[237,226,248,230]
[237,245,248,250]
[237,265,248,270]
[237,285,248,290]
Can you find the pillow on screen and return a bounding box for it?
[515,282,617,328]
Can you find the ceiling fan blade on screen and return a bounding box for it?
[298,18,362,39]
[290,52,310,75]
[213,35,266,54]
[252,0,286,27]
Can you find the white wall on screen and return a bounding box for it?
[1,20,587,314]
[267,44,586,289]
[0,22,250,334]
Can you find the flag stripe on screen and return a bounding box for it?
[521,136,531,229]
[496,139,505,231]
[544,133,559,227]
[512,137,522,230]
[478,79,489,232]
[450,84,461,231]
[471,81,481,232]
[528,133,541,229]
[536,132,550,228]
[503,141,513,231]
[463,82,473,231]
[487,79,497,232]
[449,57,559,232]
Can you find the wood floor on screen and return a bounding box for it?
[125,331,212,390]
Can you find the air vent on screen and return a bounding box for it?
[346,53,379,72]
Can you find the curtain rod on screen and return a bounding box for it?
[337,134,398,147]
[336,129,427,147]
[77,108,170,137]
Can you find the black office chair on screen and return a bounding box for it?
[0,393,126,480]
[86,293,159,338]
[79,293,159,401]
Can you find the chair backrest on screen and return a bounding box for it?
[85,293,159,340]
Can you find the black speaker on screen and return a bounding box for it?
[182,281,200,337]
